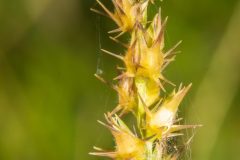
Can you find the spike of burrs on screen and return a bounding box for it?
[90,0,201,159]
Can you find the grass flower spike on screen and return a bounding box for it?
[90,0,201,159]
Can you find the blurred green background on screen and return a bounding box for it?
[0,0,239,159]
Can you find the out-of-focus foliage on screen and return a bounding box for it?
[0,0,239,160]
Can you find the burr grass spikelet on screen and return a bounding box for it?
[90,0,201,159]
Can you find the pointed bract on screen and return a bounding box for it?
[147,84,192,131]
[91,115,146,159]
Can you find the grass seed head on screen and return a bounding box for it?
[90,0,199,159]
